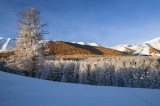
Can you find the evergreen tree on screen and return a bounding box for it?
[8,7,46,72]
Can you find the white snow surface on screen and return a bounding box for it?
[0,71,160,106]
[0,38,15,53]
[112,37,160,56]
[72,41,102,47]
[144,37,160,50]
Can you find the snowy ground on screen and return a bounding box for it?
[0,71,160,106]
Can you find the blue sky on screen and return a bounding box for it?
[0,0,160,47]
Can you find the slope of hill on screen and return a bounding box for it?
[149,46,160,55]
[0,37,15,53]
[112,37,160,56]
[45,41,132,56]
[0,51,14,58]
[1,37,160,56]
[0,71,160,106]
[144,37,160,50]
[0,40,132,58]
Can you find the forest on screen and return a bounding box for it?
[34,56,160,88]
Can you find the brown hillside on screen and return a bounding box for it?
[0,51,14,58]
[125,47,137,53]
[45,41,133,56]
[0,41,133,59]
[149,47,160,54]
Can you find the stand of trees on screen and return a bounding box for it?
[34,56,160,89]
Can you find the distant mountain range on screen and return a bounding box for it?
[0,37,160,56]
[111,37,160,56]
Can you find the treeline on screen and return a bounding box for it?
[34,56,160,89]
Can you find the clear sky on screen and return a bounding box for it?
[0,0,160,47]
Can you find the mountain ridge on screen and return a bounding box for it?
[0,37,160,56]
[45,40,132,57]
[111,37,160,56]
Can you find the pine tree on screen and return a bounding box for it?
[8,7,47,72]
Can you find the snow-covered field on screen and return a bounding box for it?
[0,71,160,106]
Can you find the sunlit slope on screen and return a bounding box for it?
[45,41,132,56]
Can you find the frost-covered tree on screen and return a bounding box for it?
[8,7,46,72]
[79,62,89,84]
[61,62,75,83]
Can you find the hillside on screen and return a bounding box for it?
[0,41,132,59]
[1,37,160,57]
[0,51,14,58]
[112,37,160,56]
[124,47,137,53]
[1,71,160,106]
[45,41,132,56]
[149,46,160,55]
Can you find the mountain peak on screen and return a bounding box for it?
[112,37,160,56]
[71,41,102,47]
[144,37,160,43]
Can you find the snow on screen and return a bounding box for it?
[144,37,160,50]
[0,37,103,53]
[0,38,11,52]
[72,41,102,47]
[0,71,160,106]
[0,37,4,40]
[0,38,15,53]
[87,43,99,46]
[0,36,160,54]
[112,37,160,56]
[111,44,127,51]
[145,37,160,43]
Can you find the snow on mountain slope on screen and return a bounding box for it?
[144,37,160,50]
[0,71,160,106]
[1,37,160,56]
[0,38,103,53]
[72,41,102,47]
[0,38,15,53]
[112,37,160,56]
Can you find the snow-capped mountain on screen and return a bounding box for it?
[144,37,160,50]
[1,37,160,56]
[71,41,103,47]
[111,37,160,56]
[0,37,15,53]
